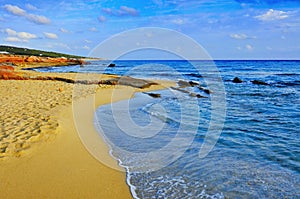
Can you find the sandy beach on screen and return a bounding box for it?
[0,68,173,198]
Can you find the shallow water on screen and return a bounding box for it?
[35,60,300,198]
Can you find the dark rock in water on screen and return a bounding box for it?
[108,63,116,67]
[232,77,243,83]
[178,80,199,87]
[178,80,191,87]
[188,73,203,78]
[188,81,199,87]
[251,80,269,85]
[115,76,158,89]
[198,86,210,94]
[144,92,161,98]
[170,86,190,94]
[189,93,205,98]
[171,87,207,98]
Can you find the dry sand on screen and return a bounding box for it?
[0,71,174,198]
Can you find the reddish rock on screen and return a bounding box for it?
[25,56,40,62]
[0,65,14,71]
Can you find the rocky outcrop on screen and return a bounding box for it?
[0,65,27,80]
[232,77,243,83]
[0,54,86,68]
[108,63,116,67]
[170,86,206,98]
[143,92,161,98]
[251,80,269,85]
[0,70,157,89]
[198,86,210,94]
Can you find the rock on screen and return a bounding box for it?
[25,56,40,62]
[188,81,199,87]
[171,87,207,98]
[144,92,161,98]
[117,76,158,89]
[108,63,116,67]
[189,93,205,98]
[232,77,243,83]
[187,73,203,78]
[198,86,210,94]
[0,70,28,80]
[178,80,199,87]
[178,80,191,87]
[170,86,190,94]
[0,65,14,71]
[98,76,157,88]
[251,80,269,85]
[54,77,75,84]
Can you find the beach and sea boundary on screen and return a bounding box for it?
[0,55,174,198]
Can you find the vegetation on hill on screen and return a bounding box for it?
[0,45,86,59]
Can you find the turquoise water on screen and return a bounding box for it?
[34,60,300,198]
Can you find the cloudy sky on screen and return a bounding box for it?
[1,0,300,59]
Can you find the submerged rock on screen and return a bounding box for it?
[178,80,200,88]
[170,86,190,94]
[189,93,205,98]
[108,63,116,67]
[171,87,207,98]
[143,92,161,98]
[232,77,243,83]
[177,80,191,87]
[198,86,210,94]
[188,81,199,87]
[251,80,269,85]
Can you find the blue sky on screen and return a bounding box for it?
[1,0,300,59]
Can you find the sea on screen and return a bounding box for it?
[33,60,299,199]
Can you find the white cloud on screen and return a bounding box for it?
[255,9,289,21]
[84,39,92,43]
[27,14,51,24]
[3,4,50,25]
[89,27,98,32]
[4,37,27,43]
[26,4,38,10]
[119,6,139,16]
[44,32,58,39]
[60,28,69,33]
[98,15,106,22]
[153,0,163,6]
[266,46,272,50]
[5,28,17,36]
[3,4,26,16]
[230,33,256,40]
[83,45,90,50]
[236,44,254,51]
[246,44,253,51]
[4,28,37,42]
[102,8,113,15]
[171,18,185,25]
[102,6,139,17]
[17,32,37,39]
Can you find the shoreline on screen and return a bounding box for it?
[0,64,174,198]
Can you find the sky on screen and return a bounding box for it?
[0,0,300,59]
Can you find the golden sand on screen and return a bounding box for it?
[0,71,174,198]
